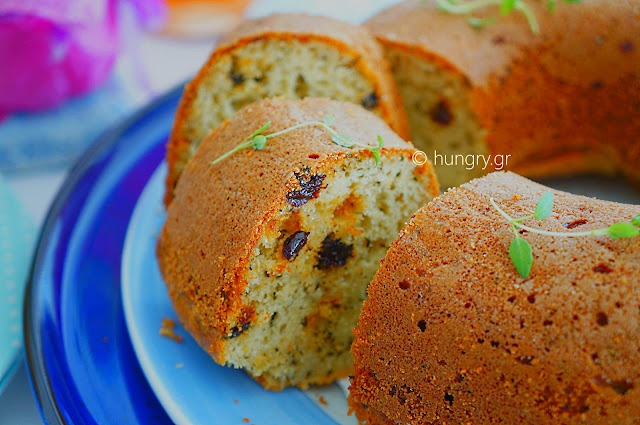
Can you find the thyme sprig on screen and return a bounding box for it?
[435,0,580,33]
[211,115,384,166]
[491,191,640,278]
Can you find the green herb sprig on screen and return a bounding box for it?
[491,191,640,278]
[211,115,384,166]
[435,0,580,33]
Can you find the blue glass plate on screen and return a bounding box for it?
[24,87,180,425]
[121,165,354,425]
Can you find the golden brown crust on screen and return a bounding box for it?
[157,98,437,388]
[350,171,640,424]
[165,13,409,206]
[366,0,640,182]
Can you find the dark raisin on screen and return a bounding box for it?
[316,235,353,269]
[228,322,250,338]
[417,320,427,332]
[430,100,453,125]
[565,219,588,229]
[596,312,609,326]
[620,41,634,53]
[527,293,536,304]
[444,392,455,406]
[283,231,309,260]
[286,173,326,207]
[398,280,410,290]
[361,92,378,110]
[229,57,244,85]
[593,264,613,274]
[456,374,465,383]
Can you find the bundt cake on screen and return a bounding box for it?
[349,171,640,424]
[164,13,409,205]
[366,0,640,189]
[156,98,438,390]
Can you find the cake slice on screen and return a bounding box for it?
[164,13,409,205]
[350,171,640,424]
[366,0,640,189]
[157,98,438,390]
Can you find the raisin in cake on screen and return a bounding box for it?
[157,98,438,390]
[366,0,640,189]
[350,171,640,424]
[164,13,409,205]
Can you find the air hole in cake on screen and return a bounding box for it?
[593,263,613,274]
[229,56,245,85]
[594,376,635,395]
[596,312,609,326]
[527,294,536,304]
[417,320,427,332]
[295,74,309,98]
[444,392,454,406]
[333,193,364,223]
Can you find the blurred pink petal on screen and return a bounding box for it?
[0,0,167,113]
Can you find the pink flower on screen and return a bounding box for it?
[0,0,167,114]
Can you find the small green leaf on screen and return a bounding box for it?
[467,16,496,28]
[368,135,384,166]
[323,115,335,126]
[547,0,556,11]
[607,222,640,239]
[371,150,381,166]
[509,236,533,279]
[247,121,271,140]
[500,0,516,14]
[632,215,640,228]
[534,191,554,220]
[252,135,267,150]
[331,133,355,148]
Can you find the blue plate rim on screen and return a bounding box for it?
[23,84,185,425]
